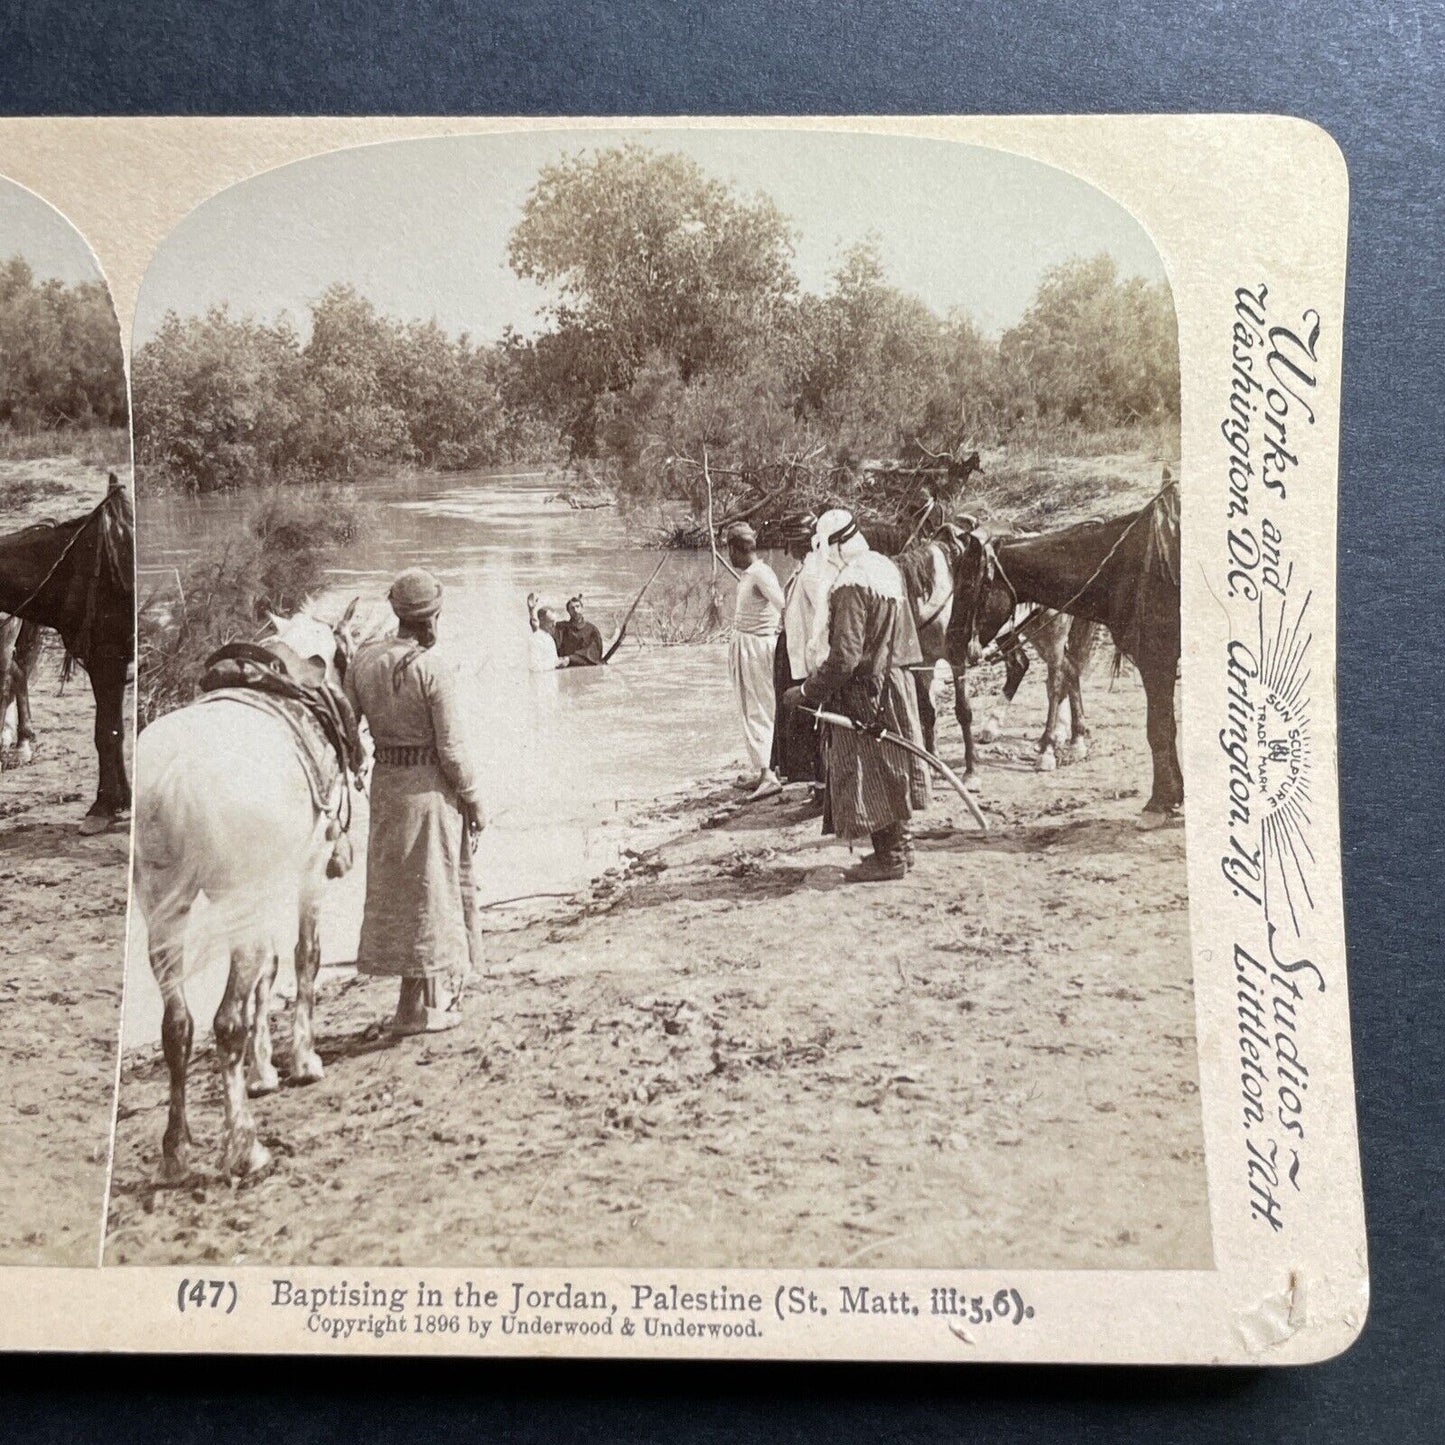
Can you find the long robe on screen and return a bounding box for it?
[553,617,604,666]
[771,576,820,783]
[800,550,930,840]
[344,636,483,982]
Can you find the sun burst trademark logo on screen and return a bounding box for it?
[1257,592,1314,933]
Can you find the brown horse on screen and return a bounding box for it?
[890,520,1100,780]
[0,473,134,831]
[0,615,43,767]
[946,485,1182,822]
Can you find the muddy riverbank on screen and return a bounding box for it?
[1,459,131,1265]
[105,664,1209,1271]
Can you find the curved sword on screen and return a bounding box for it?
[802,705,989,832]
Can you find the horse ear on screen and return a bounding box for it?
[265,611,285,635]
[338,595,360,629]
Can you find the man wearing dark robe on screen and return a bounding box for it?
[770,513,821,785]
[784,520,930,882]
[551,594,605,667]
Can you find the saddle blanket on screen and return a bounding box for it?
[192,687,344,822]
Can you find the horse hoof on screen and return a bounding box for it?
[1072,738,1091,762]
[77,813,110,836]
[961,771,981,793]
[290,1052,325,1085]
[247,1068,280,1098]
[160,1149,191,1185]
[976,719,1001,743]
[10,741,33,767]
[1136,810,1176,832]
[1036,749,1058,773]
[223,1136,273,1179]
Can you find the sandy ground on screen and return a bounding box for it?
[1,458,132,1266]
[105,663,1209,1271]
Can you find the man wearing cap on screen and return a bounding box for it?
[784,515,931,882]
[344,567,485,1034]
[725,522,786,800]
[551,594,605,667]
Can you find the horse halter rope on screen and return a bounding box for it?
[5,489,128,626]
[971,482,1177,667]
[940,531,1016,662]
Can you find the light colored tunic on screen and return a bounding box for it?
[730,559,784,771]
[344,636,483,981]
[781,564,813,683]
[733,558,785,637]
[528,628,560,672]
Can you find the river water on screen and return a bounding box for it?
[124,468,762,1046]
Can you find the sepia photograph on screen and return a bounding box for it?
[99,128,1205,1271]
[0,176,134,1264]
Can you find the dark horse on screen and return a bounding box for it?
[0,473,134,831]
[946,484,1183,824]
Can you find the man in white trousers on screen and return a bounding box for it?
[725,522,785,801]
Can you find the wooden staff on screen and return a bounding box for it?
[602,553,669,662]
[703,446,741,583]
[802,704,989,832]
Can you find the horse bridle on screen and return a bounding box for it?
[944,531,1017,660]
[914,525,976,633]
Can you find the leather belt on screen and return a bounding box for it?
[374,744,438,767]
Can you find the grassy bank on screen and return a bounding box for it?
[0,423,130,471]
[967,417,1177,529]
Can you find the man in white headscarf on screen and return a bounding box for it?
[801,508,866,674]
[783,513,931,881]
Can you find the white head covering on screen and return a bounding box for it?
[799,509,870,674]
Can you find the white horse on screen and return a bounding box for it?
[133,603,360,1182]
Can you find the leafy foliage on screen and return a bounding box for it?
[504,153,1180,524]
[508,144,797,390]
[132,145,1179,525]
[0,256,127,430]
[137,488,372,725]
[133,286,551,492]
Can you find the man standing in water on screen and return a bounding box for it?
[726,522,785,801]
[784,517,930,882]
[525,593,563,671]
[345,568,485,1033]
[551,594,605,667]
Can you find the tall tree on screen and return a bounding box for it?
[999,254,1179,425]
[507,145,799,451]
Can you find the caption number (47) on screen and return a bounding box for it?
[177,1278,238,1315]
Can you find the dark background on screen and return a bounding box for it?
[2,1,1440,1440]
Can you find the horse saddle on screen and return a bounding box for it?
[200,639,327,692]
[198,640,364,782]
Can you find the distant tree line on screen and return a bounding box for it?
[133,145,1179,500]
[133,286,556,491]
[0,256,127,430]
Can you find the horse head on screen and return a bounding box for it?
[945,528,1015,663]
[266,601,362,690]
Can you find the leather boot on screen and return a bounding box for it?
[844,824,908,883]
